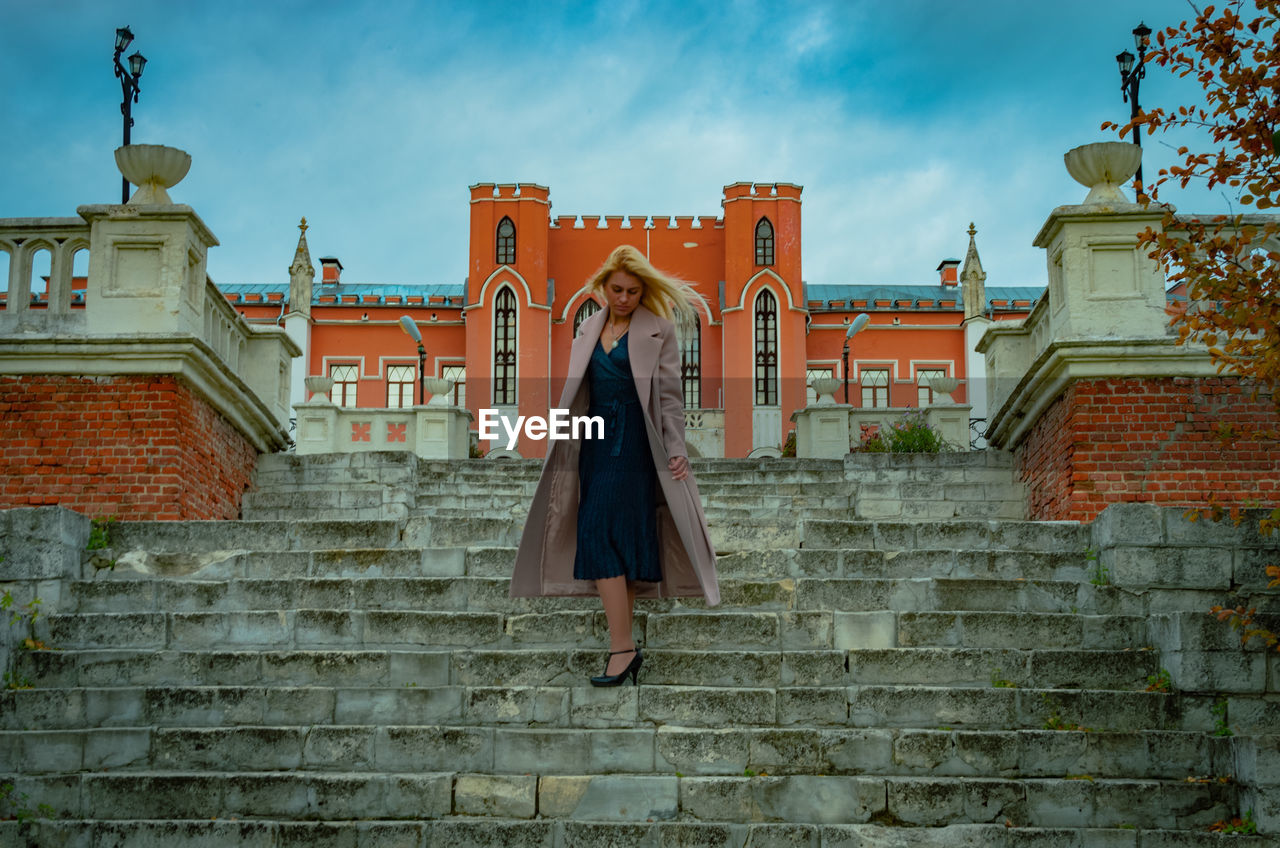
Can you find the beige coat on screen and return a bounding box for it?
[510,305,720,606]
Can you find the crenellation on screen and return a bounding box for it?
[627,215,649,230]
[653,216,674,230]
[582,216,602,229]
[722,182,753,201]
[516,184,550,201]
[552,215,579,229]
[751,183,777,197]
[604,216,624,229]
[674,216,694,229]
[469,184,496,201]
[698,216,722,229]
[495,184,518,199]
[774,183,803,199]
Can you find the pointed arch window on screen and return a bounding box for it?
[755,217,774,266]
[493,287,517,405]
[681,314,701,409]
[754,290,778,405]
[573,298,601,335]
[496,217,516,265]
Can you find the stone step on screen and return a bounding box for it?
[86,543,1100,583]
[0,683,1221,732]
[3,725,1235,780]
[67,575,1154,615]
[51,605,1155,653]
[0,771,1238,830]
[3,819,1271,848]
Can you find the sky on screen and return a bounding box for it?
[0,0,1234,290]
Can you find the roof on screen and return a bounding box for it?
[219,282,466,306]
[804,283,1043,312]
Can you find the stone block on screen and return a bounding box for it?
[648,612,779,650]
[385,773,453,818]
[0,507,88,579]
[455,773,537,818]
[1106,546,1232,590]
[569,685,637,727]
[781,612,833,650]
[94,820,277,847]
[834,612,897,650]
[426,820,554,848]
[374,725,492,772]
[506,611,597,645]
[153,726,304,771]
[85,774,222,819]
[1166,650,1267,693]
[541,775,678,821]
[640,685,775,726]
[819,729,894,774]
[83,728,150,770]
[20,730,83,773]
[1091,503,1163,547]
[303,725,377,769]
[495,728,590,774]
[778,687,848,726]
[364,610,502,647]
[589,728,655,772]
[1024,778,1093,827]
[467,685,569,724]
[655,727,751,775]
[748,728,821,773]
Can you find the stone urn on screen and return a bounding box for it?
[304,375,334,403]
[810,377,843,405]
[926,375,961,404]
[1064,142,1142,205]
[423,377,454,406]
[114,144,192,205]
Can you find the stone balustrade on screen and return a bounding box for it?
[293,399,473,459]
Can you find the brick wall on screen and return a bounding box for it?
[1016,376,1280,522]
[0,375,258,520]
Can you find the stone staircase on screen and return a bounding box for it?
[1,456,1277,846]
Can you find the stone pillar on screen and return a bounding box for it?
[789,403,852,459]
[79,204,217,339]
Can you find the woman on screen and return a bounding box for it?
[511,245,719,687]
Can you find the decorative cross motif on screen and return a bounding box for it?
[351,422,371,442]
[387,422,407,443]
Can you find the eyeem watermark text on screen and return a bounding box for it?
[478,408,604,450]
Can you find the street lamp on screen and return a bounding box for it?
[113,26,148,203]
[399,316,427,405]
[842,313,870,405]
[1116,21,1152,191]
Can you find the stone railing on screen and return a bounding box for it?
[0,144,299,453]
[293,399,473,460]
[683,408,725,459]
[0,218,92,333]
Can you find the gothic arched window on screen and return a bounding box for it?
[681,314,701,408]
[496,217,516,265]
[754,290,778,405]
[755,217,774,266]
[573,299,601,335]
[494,287,517,405]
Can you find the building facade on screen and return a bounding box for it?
[222,183,1039,457]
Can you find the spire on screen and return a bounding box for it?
[288,217,315,317]
[961,222,988,322]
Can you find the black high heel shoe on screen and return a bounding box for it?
[590,647,643,687]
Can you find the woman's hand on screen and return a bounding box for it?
[668,455,689,481]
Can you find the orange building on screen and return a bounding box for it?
[224,183,1040,457]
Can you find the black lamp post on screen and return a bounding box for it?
[113,26,147,203]
[842,313,869,405]
[399,316,427,405]
[1116,21,1152,191]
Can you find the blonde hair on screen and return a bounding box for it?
[582,245,706,336]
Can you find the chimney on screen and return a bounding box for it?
[320,256,343,284]
[936,259,960,287]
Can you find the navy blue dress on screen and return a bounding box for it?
[573,334,662,583]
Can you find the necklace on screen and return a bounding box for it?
[607,318,630,350]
